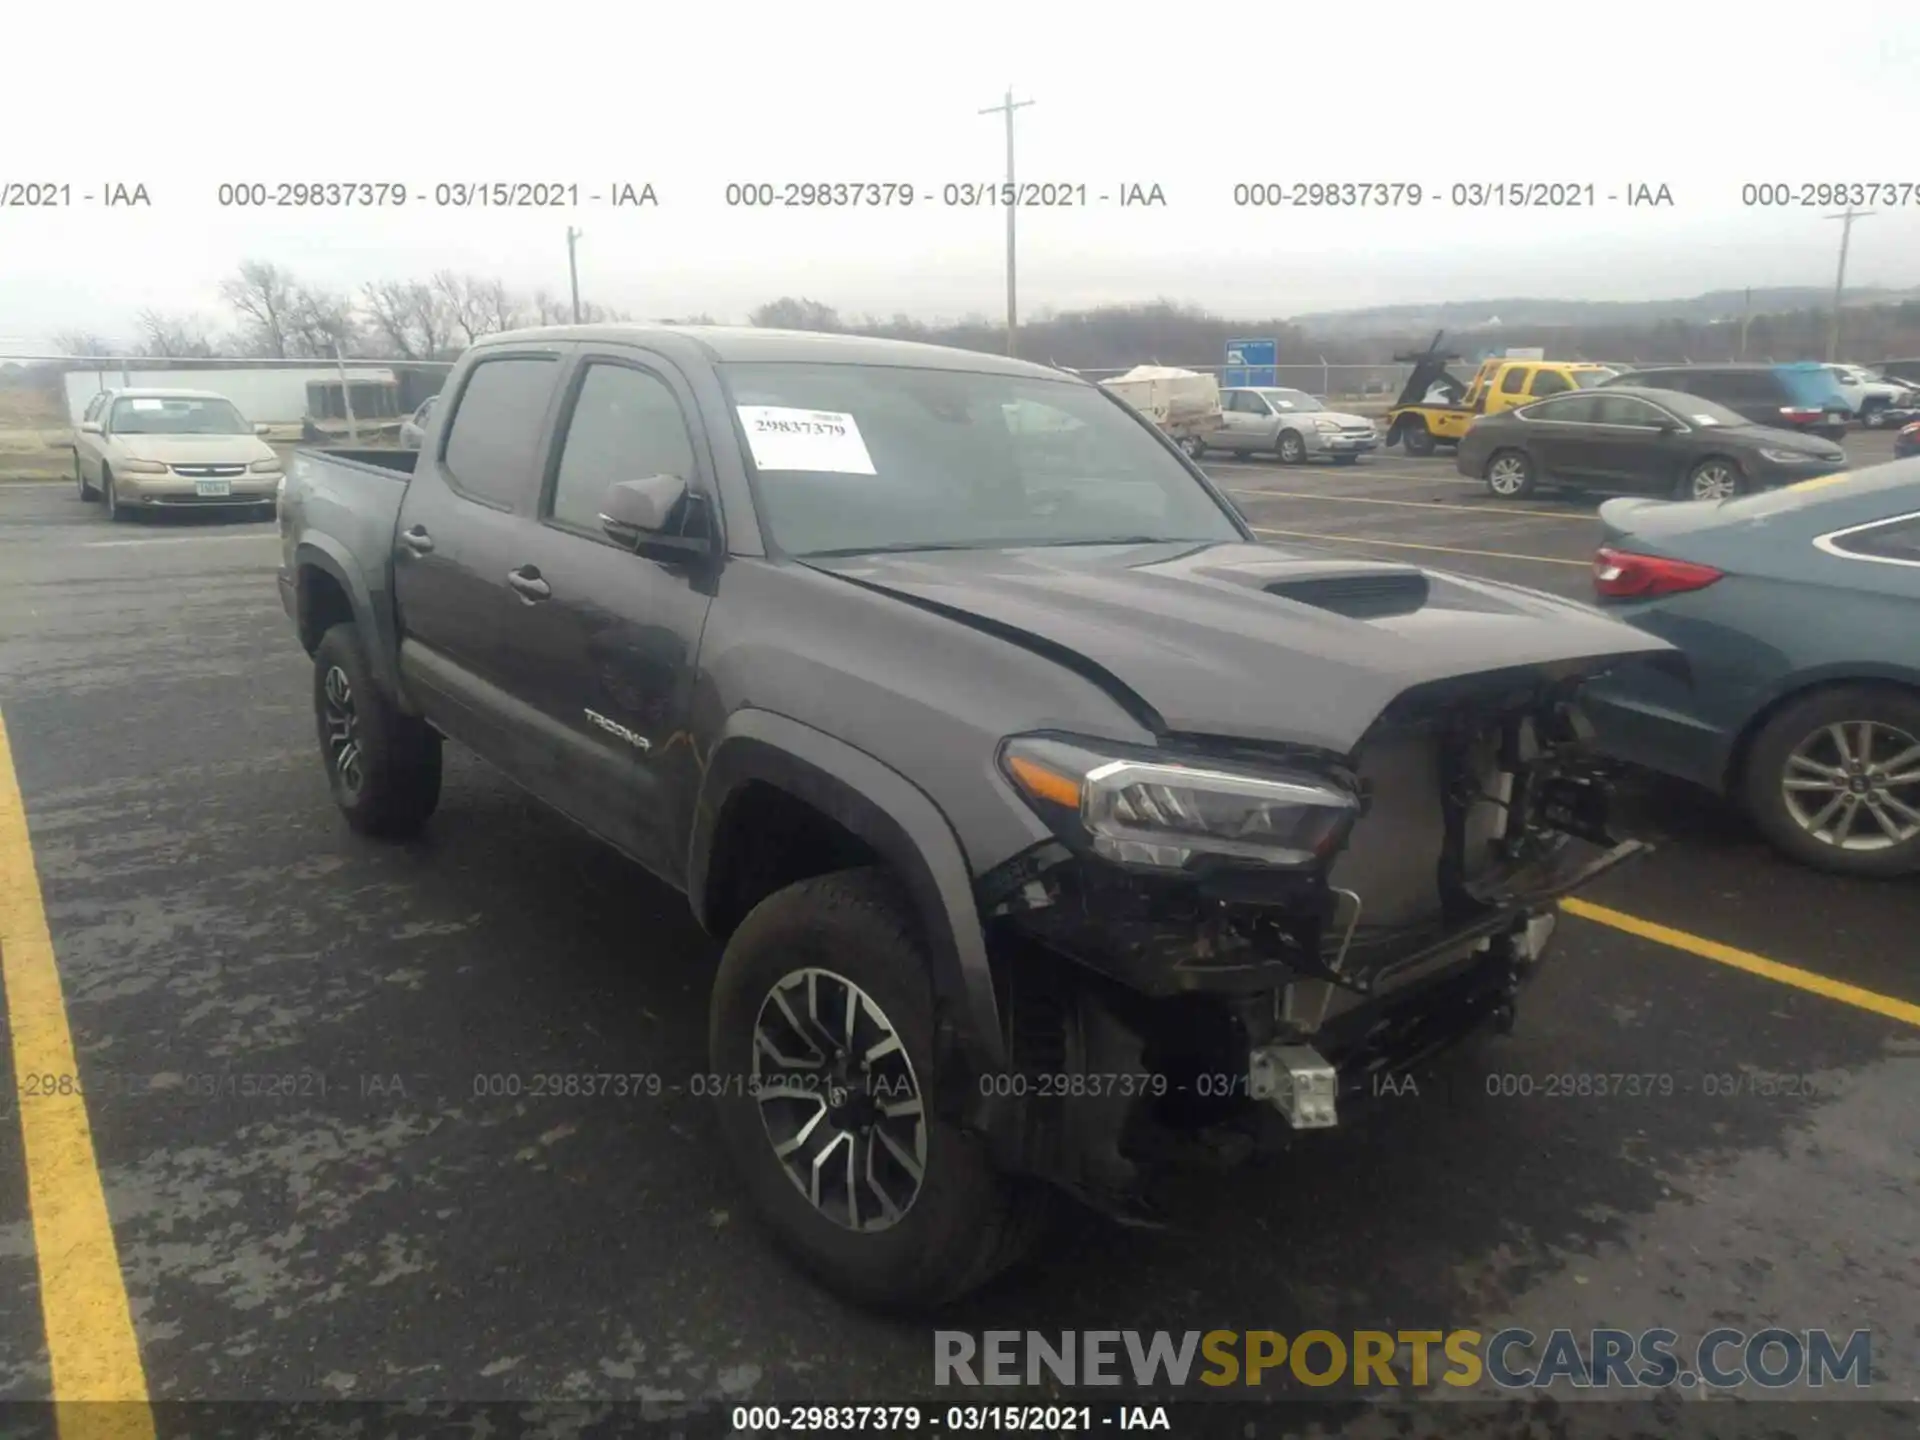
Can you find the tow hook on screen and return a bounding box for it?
[1248,1044,1339,1130]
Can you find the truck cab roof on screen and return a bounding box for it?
[469,323,1076,381]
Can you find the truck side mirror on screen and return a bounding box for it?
[599,475,708,559]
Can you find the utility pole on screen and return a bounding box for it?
[1737,286,1752,360]
[1823,206,1876,361]
[979,87,1034,357]
[566,227,584,323]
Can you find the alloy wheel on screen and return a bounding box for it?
[1689,463,1738,500]
[1781,720,1920,852]
[322,664,365,796]
[752,967,927,1233]
[1279,433,1304,463]
[1487,454,1529,495]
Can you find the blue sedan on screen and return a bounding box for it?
[1580,459,1920,877]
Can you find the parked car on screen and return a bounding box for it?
[277,324,1670,1308]
[1204,386,1379,464]
[1601,364,1852,441]
[1824,364,1909,427]
[1385,355,1617,456]
[1897,421,1920,461]
[1455,387,1848,502]
[73,387,281,521]
[399,395,439,450]
[1582,459,1920,877]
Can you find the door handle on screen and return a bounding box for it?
[507,566,551,603]
[399,526,434,555]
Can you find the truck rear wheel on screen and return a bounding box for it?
[708,866,1050,1311]
[1402,420,1435,456]
[312,622,442,838]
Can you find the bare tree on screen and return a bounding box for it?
[134,310,217,358]
[749,297,844,332]
[361,279,455,359]
[52,331,118,358]
[435,271,525,345]
[219,260,302,357]
[531,290,572,326]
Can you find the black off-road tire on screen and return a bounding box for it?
[709,866,1050,1311]
[1402,420,1436,456]
[312,622,442,838]
[1741,685,1920,878]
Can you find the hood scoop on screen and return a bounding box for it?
[1261,565,1432,619]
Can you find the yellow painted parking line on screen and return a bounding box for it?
[0,712,154,1432]
[1250,525,1590,568]
[1562,897,1920,1030]
[1230,487,1588,522]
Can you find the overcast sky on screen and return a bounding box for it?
[4,0,1918,351]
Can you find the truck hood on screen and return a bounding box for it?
[112,434,274,466]
[806,540,1674,755]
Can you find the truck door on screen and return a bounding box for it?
[1488,365,1533,414]
[489,349,718,886]
[390,347,569,754]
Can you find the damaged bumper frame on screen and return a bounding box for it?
[966,700,1653,1219]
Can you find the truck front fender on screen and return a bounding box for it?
[293,537,404,704]
[688,709,1008,1080]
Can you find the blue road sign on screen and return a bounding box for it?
[1225,338,1278,388]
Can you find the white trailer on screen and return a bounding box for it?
[62,365,399,427]
[1098,365,1223,457]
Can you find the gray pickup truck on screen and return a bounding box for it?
[277,323,1671,1310]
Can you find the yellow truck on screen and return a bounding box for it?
[1384,335,1618,455]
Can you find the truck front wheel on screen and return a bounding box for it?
[708,866,1049,1310]
[1402,420,1436,456]
[312,623,442,838]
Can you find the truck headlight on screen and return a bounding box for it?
[998,734,1361,872]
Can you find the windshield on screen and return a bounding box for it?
[718,362,1245,557]
[1258,389,1323,412]
[1572,369,1617,389]
[110,396,250,435]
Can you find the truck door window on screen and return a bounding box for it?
[1500,367,1530,395]
[1529,370,1572,397]
[548,363,699,539]
[441,356,562,510]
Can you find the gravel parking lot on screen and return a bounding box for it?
[0,440,1914,1430]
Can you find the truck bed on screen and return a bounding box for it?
[280,445,416,695]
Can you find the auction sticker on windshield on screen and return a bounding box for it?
[736,406,876,475]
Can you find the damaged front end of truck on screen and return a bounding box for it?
[967,657,1663,1222]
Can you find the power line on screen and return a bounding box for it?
[1822,205,1877,361]
[978,87,1035,358]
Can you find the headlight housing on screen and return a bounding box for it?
[118,459,168,474]
[250,456,283,473]
[1313,417,1341,432]
[1758,447,1817,463]
[998,734,1361,873]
